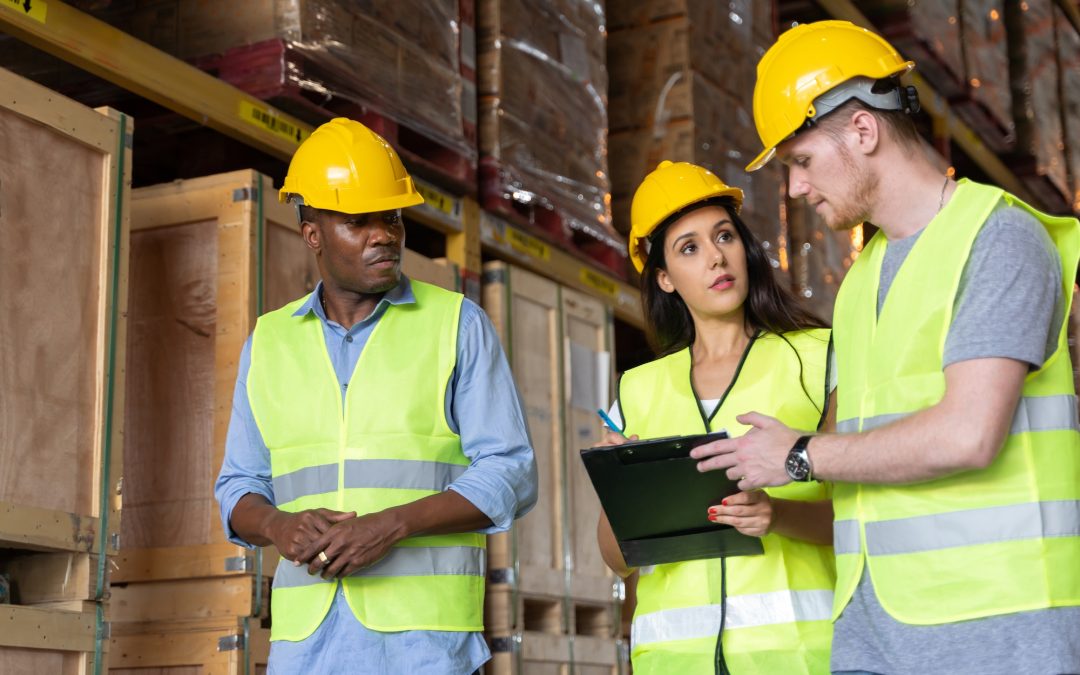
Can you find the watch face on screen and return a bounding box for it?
[786,452,810,481]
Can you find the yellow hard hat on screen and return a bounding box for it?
[279,117,424,213]
[746,20,914,172]
[629,161,744,273]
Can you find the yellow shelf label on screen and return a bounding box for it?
[415,182,458,218]
[505,227,551,261]
[579,267,618,300]
[238,100,309,146]
[1,0,47,23]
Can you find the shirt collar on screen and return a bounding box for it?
[292,275,417,322]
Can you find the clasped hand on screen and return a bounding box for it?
[271,507,406,579]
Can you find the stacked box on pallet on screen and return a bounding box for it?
[1055,6,1080,212]
[72,0,478,193]
[477,0,626,277]
[858,0,965,99]
[785,198,864,322]
[1005,0,1070,212]
[481,262,626,673]
[0,66,131,673]
[606,1,789,279]
[958,0,1014,151]
[109,170,461,673]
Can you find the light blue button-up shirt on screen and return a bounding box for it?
[214,276,538,674]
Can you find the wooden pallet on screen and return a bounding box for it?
[0,65,130,562]
[484,632,627,675]
[481,262,622,639]
[479,157,628,279]
[116,170,460,591]
[111,617,269,675]
[205,37,478,196]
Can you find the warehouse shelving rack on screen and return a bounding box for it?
[0,0,645,329]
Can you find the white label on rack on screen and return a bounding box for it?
[1,0,47,23]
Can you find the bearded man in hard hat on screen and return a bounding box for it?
[214,118,537,674]
[691,20,1080,675]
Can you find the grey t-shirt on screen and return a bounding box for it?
[831,204,1080,675]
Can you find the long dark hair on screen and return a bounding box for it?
[641,197,828,356]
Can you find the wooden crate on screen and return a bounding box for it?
[110,575,269,625]
[484,632,626,675]
[0,604,107,674]
[116,169,461,590]
[0,66,130,559]
[481,262,620,639]
[110,617,269,675]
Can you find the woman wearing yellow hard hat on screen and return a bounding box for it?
[596,160,837,674]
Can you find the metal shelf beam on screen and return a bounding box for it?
[0,0,640,315]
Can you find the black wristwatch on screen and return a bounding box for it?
[785,435,814,482]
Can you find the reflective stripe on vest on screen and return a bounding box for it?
[831,179,1080,625]
[834,501,1080,557]
[836,394,1080,435]
[620,330,835,675]
[249,281,484,640]
[273,459,469,504]
[273,546,487,587]
[632,589,834,646]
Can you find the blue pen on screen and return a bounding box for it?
[596,408,621,433]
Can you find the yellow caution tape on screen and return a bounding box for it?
[415,182,458,218]
[506,227,551,261]
[238,100,309,146]
[1,0,47,23]
[578,267,619,300]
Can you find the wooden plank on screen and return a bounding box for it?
[0,647,97,675]
[0,502,99,553]
[110,618,269,674]
[114,542,277,584]
[0,552,97,604]
[485,632,623,675]
[110,577,265,624]
[0,66,129,560]
[0,605,99,653]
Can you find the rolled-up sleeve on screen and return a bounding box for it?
[446,299,538,533]
[214,336,275,547]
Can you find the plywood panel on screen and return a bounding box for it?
[123,221,217,549]
[482,262,564,575]
[263,220,318,314]
[0,647,89,675]
[560,288,616,591]
[0,67,129,560]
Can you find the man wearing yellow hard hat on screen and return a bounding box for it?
[692,21,1080,675]
[214,118,538,673]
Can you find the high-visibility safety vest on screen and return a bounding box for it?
[832,179,1080,625]
[620,329,836,675]
[247,281,485,641]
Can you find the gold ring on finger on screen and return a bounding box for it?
[318,551,329,564]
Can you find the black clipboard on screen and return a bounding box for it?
[581,431,764,567]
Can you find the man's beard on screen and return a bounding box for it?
[825,148,878,231]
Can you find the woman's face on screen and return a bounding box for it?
[655,205,749,320]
